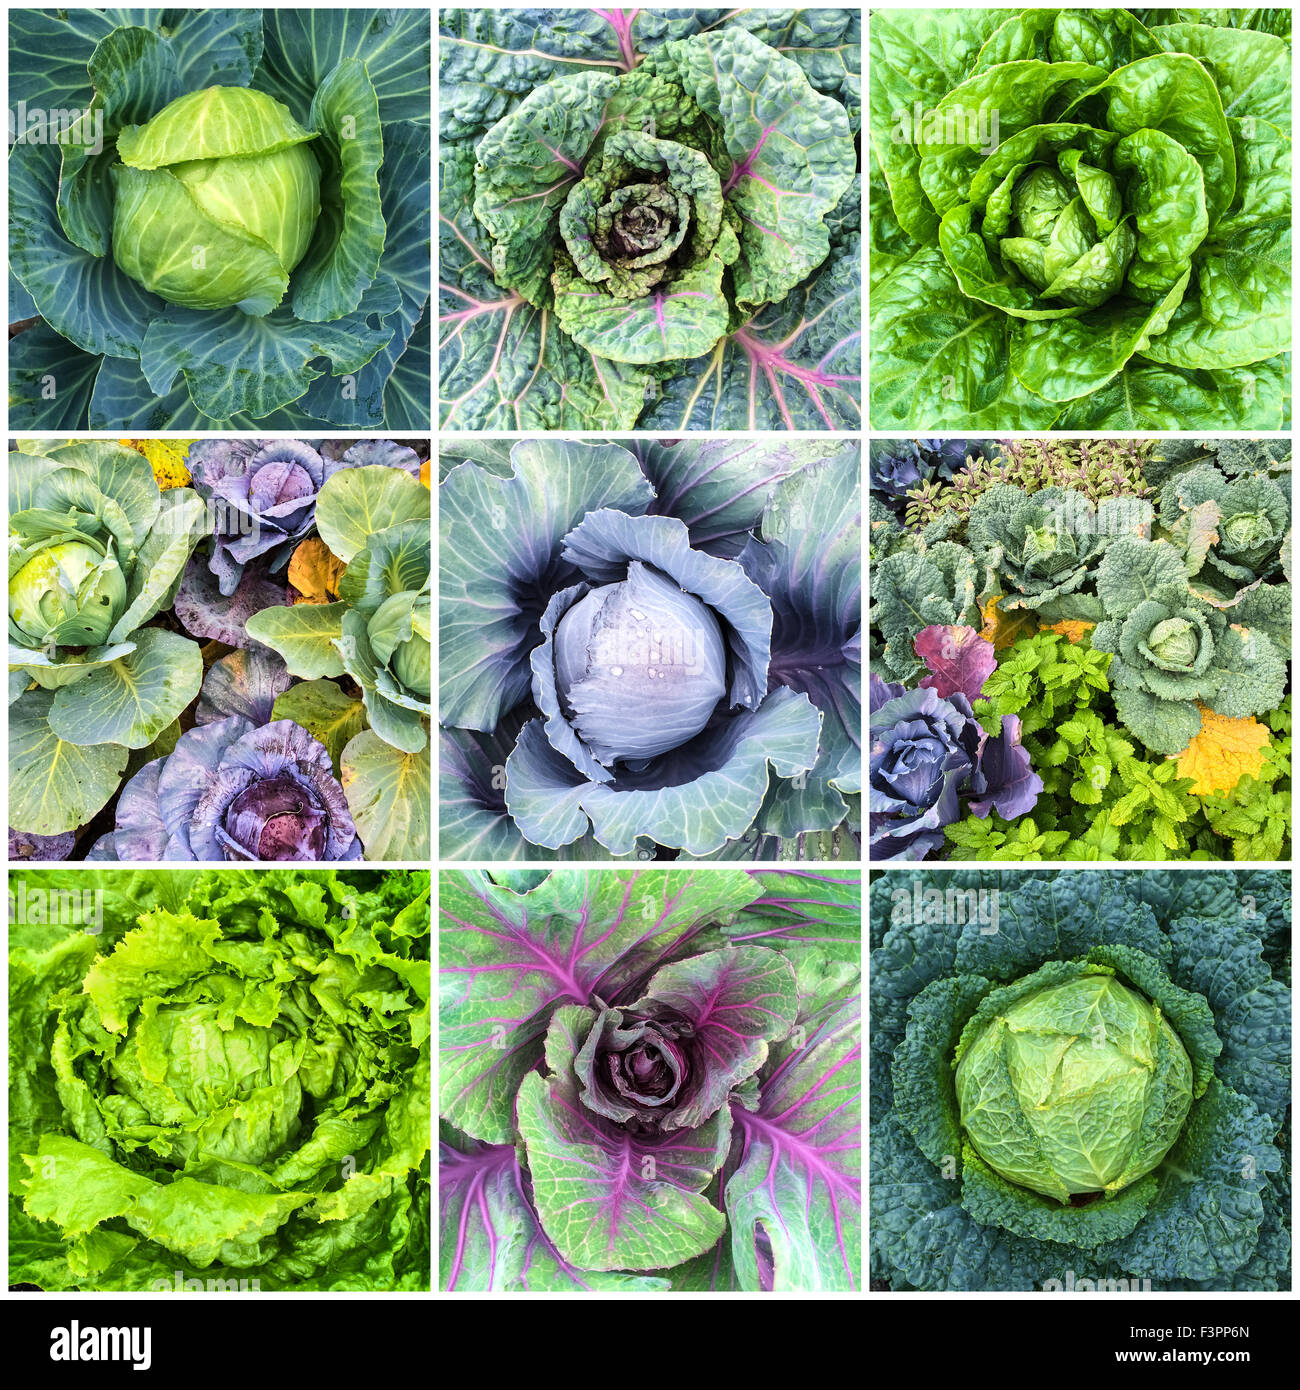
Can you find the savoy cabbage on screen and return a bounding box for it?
[871,868,1291,1290]
[439,8,862,429]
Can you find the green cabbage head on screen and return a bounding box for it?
[112,86,320,315]
[371,590,431,702]
[9,540,128,647]
[955,965,1193,1201]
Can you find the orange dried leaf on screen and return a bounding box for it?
[289,538,346,604]
[1171,706,1270,795]
[1042,618,1095,644]
[979,595,1035,651]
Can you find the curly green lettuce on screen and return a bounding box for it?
[9,869,431,1291]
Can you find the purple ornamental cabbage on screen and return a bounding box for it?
[90,717,361,861]
[869,674,1040,860]
[870,676,982,859]
[188,438,339,595]
[440,869,861,1288]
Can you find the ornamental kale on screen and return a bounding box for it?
[439,438,861,860]
[439,9,862,430]
[870,8,1291,429]
[440,868,861,1291]
[9,8,431,430]
[871,868,1291,1290]
[1092,536,1289,754]
[10,868,431,1291]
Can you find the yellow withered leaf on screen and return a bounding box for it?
[1042,618,1095,644]
[289,537,347,604]
[119,438,196,488]
[1172,706,1270,795]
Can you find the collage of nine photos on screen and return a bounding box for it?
[0,0,1292,1318]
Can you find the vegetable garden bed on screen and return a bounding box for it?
[870,438,1291,860]
[9,438,431,862]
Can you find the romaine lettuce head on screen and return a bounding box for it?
[870,8,1292,429]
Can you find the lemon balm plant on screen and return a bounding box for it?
[9,7,430,429]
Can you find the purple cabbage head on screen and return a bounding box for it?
[90,717,361,861]
[870,674,1040,860]
[187,439,338,596]
[869,438,985,515]
[575,1004,699,1134]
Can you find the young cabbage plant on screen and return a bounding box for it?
[8,442,207,836]
[438,438,862,859]
[10,8,430,429]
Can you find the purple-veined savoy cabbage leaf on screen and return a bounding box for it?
[437,8,861,430]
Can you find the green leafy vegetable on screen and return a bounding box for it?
[9,8,430,429]
[870,8,1291,429]
[439,8,862,430]
[9,868,431,1291]
[872,868,1291,1289]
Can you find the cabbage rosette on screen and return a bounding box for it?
[438,439,862,858]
